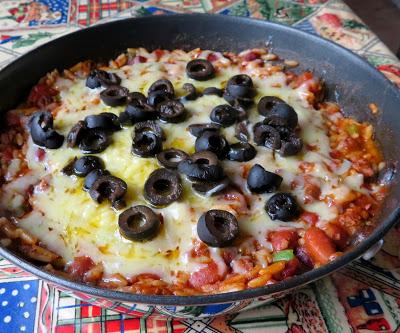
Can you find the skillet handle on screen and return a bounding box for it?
[362,239,384,261]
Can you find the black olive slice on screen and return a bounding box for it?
[186,59,215,81]
[178,151,224,182]
[227,85,256,99]
[197,210,239,247]
[274,125,292,141]
[148,79,174,96]
[227,142,256,162]
[127,92,147,105]
[180,83,199,102]
[253,123,281,150]
[67,121,87,148]
[228,74,253,87]
[100,86,129,107]
[147,90,171,107]
[119,111,131,126]
[191,150,219,166]
[144,168,182,206]
[210,105,238,127]
[195,131,229,159]
[134,121,165,140]
[118,205,161,242]
[222,92,235,105]
[132,131,162,157]
[235,121,250,142]
[247,164,282,193]
[84,169,110,190]
[265,193,300,222]
[73,156,104,177]
[156,149,189,169]
[223,91,254,108]
[203,87,223,97]
[263,103,298,129]
[30,111,64,149]
[280,133,303,156]
[89,175,127,209]
[158,100,186,123]
[226,74,256,99]
[257,96,285,116]
[39,130,64,149]
[86,69,121,89]
[30,111,53,137]
[234,103,248,121]
[79,129,110,154]
[187,123,221,138]
[86,70,102,89]
[124,101,157,124]
[192,177,230,197]
[61,157,77,176]
[85,112,121,132]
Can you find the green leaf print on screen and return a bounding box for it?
[255,0,272,19]
[135,6,153,17]
[229,1,250,17]
[343,19,367,30]
[289,4,314,23]
[12,32,53,49]
[179,306,205,316]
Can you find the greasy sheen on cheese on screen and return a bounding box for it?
[0,48,385,290]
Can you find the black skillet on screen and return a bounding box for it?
[0,14,399,307]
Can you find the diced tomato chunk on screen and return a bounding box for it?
[207,53,218,62]
[1,147,13,163]
[35,148,46,162]
[127,273,161,285]
[243,51,258,62]
[153,49,164,61]
[299,162,315,173]
[300,211,319,226]
[66,256,95,281]
[136,55,147,63]
[281,257,300,279]
[231,257,254,274]
[189,241,209,258]
[303,182,321,204]
[28,83,58,108]
[6,113,20,126]
[304,227,336,265]
[189,262,220,289]
[221,248,238,265]
[269,230,299,251]
[323,223,349,250]
[329,150,341,159]
[223,190,248,214]
[135,273,160,281]
[292,71,313,88]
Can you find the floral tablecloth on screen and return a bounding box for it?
[0,0,400,332]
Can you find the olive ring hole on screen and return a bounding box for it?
[213,216,229,234]
[153,178,172,195]
[127,213,148,232]
[165,152,184,163]
[195,158,210,165]
[190,64,206,73]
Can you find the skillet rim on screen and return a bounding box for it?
[0,13,399,306]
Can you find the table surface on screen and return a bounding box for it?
[0,1,400,332]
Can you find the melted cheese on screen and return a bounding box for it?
[5,51,372,282]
